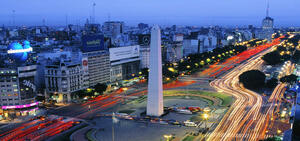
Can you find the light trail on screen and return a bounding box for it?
[207,37,286,141]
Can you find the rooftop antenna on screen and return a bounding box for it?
[92,2,96,23]
[42,18,46,26]
[108,13,111,22]
[66,15,68,27]
[12,10,16,27]
[266,0,270,17]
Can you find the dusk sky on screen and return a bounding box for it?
[0,0,299,27]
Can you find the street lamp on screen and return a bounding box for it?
[203,113,209,119]
[122,88,128,104]
[168,67,175,72]
[277,129,282,135]
[163,135,172,141]
[203,113,209,129]
[122,87,128,91]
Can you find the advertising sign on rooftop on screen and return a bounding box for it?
[110,45,140,61]
[138,34,150,46]
[7,40,32,63]
[81,34,106,52]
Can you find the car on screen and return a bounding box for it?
[159,121,168,125]
[171,121,180,125]
[184,121,197,127]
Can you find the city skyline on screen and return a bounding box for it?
[0,0,300,27]
[0,1,300,140]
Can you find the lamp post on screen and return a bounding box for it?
[163,135,172,141]
[122,87,128,104]
[203,113,209,129]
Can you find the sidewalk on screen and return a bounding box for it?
[70,126,91,141]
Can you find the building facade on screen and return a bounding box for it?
[44,58,84,103]
[0,41,39,120]
[139,45,150,69]
[110,45,140,81]
[103,21,125,37]
[81,34,111,86]
[183,39,199,57]
[259,16,274,41]
[83,50,111,86]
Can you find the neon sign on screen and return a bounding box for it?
[23,79,36,91]
[1,102,39,109]
[7,47,33,54]
[7,40,32,62]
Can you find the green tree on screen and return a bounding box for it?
[265,78,278,89]
[35,96,45,102]
[262,51,282,65]
[292,50,300,63]
[263,136,281,141]
[74,89,87,98]
[239,70,266,90]
[94,83,107,95]
[280,74,298,84]
[141,68,149,80]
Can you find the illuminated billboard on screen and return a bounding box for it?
[109,45,140,61]
[81,35,106,52]
[2,102,39,109]
[138,34,150,46]
[7,41,33,62]
[18,65,37,100]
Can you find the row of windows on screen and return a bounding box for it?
[70,86,80,91]
[0,78,17,82]
[48,88,58,92]
[1,103,19,106]
[47,69,82,76]
[1,93,18,97]
[0,89,18,92]
[47,70,58,75]
[0,76,17,79]
[0,70,16,74]
[1,98,19,101]
[111,69,122,76]
[1,84,17,87]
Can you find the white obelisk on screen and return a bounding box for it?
[147,25,164,116]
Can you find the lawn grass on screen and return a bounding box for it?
[182,135,195,141]
[86,129,97,141]
[189,113,203,122]
[126,90,233,107]
[164,90,233,107]
[164,96,214,106]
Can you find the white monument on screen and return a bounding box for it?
[147,25,164,116]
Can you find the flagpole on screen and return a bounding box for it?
[112,112,115,141]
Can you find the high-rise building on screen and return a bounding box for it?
[139,45,150,69]
[138,23,149,30]
[83,50,110,86]
[259,1,274,41]
[183,39,200,57]
[81,34,111,86]
[83,19,101,35]
[147,25,164,117]
[0,41,39,119]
